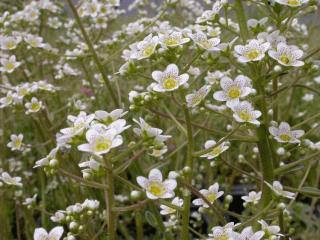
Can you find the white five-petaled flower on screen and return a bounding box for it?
[0,172,23,187]
[33,226,64,240]
[77,128,123,155]
[0,55,21,73]
[234,39,270,63]
[59,112,95,141]
[151,64,189,92]
[213,76,255,107]
[257,30,286,49]
[196,0,225,23]
[268,43,304,67]
[205,70,227,85]
[237,226,265,240]
[159,31,190,49]
[192,183,224,208]
[274,0,309,7]
[133,34,159,60]
[7,133,24,151]
[186,85,211,108]
[137,168,177,199]
[241,191,261,205]
[0,35,22,50]
[24,34,45,48]
[160,197,183,215]
[200,139,230,159]
[95,109,127,125]
[208,222,238,240]
[258,220,282,238]
[229,101,262,126]
[25,97,43,114]
[269,122,304,143]
[266,181,295,199]
[189,31,220,51]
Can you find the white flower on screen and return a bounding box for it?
[23,194,37,206]
[186,85,211,108]
[237,227,264,240]
[275,0,309,7]
[192,183,224,208]
[258,220,282,237]
[0,91,14,108]
[25,97,43,114]
[205,70,227,85]
[247,17,268,28]
[189,31,220,51]
[33,226,64,240]
[213,76,254,107]
[241,191,261,205]
[269,122,304,143]
[24,34,45,48]
[137,168,177,199]
[133,118,171,143]
[59,112,95,141]
[34,147,59,168]
[208,222,238,240]
[234,39,270,62]
[77,128,123,155]
[200,139,230,159]
[0,55,21,73]
[266,181,295,199]
[151,64,189,92]
[159,31,190,48]
[196,0,225,23]
[268,43,304,67]
[229,101,262,125]
[149,146,168,158]
[0,172,22,187]
[95,109,127,125]
[133,34,159,60]
[257,30,286,49]
[7,134,23,151]
[0,35,22,50]
[160,197,183,215]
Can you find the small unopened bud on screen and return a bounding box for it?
[130,190,142,201]
[277,203,286,210]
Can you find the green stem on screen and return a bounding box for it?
[234,0,249,42]
[105,158,116,239]
[65,0,119,107]
[135,211,144,240]
[181,98,194,240]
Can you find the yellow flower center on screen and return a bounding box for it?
[228,87,241,99]
[13,140,22,148]
[245,49,260,60]
[279,134,292,142]
[6,41,15,49]
[211,146,222,156]
[29,40,39,48]
[200,40,212,49]
[147,181,166,196]
[163,78,178,90]
[6,62,15,71]
[288,0,300,6]
[206,192,217,202]
[18,88,28,97]
[30,103,40,111]
[280,54,290,64]
[215,234,230,240]
[93,138,111,152]
[239,110,252,122]
[164,37,179,46]
[142,45,154,57]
